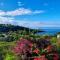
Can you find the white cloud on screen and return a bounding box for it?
[0,16,60,28]
[0,16,30,27]
[32,22,60,28]
[0,10,5,16]
[6,8,32,16]
[33,10,45,14]
[0,16,14,24]
[17,1,24,6]
[0,8,45,16]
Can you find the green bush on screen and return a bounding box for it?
[50,37,57,44]
[4,52,15,60]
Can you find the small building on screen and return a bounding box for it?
[57,33,60,40]
[57,32,60,46]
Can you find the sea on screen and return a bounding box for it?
[37,27,60,36]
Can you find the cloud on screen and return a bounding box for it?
[0,16,14,24]
[0,16,60,28]
[0,8,45,16]
[6,8,32,16]
[0,16,30,26]
[33,10,45,14]
[17,1,24,6]
[32,22,60,28]
[0,17,35,28]
[0,10,5,16]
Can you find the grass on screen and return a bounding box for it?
[0,41,16,47]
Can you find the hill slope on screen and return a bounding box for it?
[0,24,43,33]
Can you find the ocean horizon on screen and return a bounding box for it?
[37,27,60,35]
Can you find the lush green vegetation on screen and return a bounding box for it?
[0,24,60,60]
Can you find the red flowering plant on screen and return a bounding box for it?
[33,48,40,54]
[45,52,59,60]
[53,53,59,60]
[13,37,59,60]
[13,38,33,55]
[32,53,49,60]
[32,39,59,60]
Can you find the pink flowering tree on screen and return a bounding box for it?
[13,38,33,60]
[13,38,59,60]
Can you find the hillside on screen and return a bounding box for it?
[0,24,43,33]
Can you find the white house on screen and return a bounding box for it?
[57,33,60,40]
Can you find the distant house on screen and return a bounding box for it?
[57,33,60,45]
[57,33,60,39]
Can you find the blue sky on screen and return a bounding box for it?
[0,0,60,28]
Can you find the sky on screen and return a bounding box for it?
[0,0,60,28]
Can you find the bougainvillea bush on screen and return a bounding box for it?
[13,38,59,60]
[13,38,33,55]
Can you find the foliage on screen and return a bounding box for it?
[4,52,15,60]
[0,24,59,60]
[12,37,59,60]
